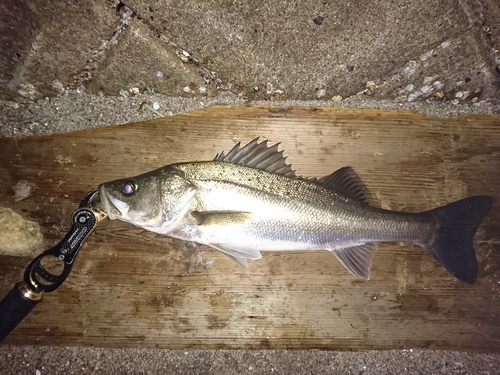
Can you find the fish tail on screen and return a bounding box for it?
[423,195,492,284]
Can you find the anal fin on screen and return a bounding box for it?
[329,243,376,279]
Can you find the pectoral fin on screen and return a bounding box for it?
[191,211,252,226]
[329,243,376,279]
[209,243,262,269]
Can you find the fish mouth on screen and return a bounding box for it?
[98,184,126,221]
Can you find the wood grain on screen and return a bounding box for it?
[0,106,499,351]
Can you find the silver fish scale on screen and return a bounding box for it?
[169,161,432,250]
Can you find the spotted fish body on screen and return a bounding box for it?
[98,139,492,283]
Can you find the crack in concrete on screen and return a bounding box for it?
[122,1,219,87]
[72,2,136,88]
[457,0,500,77]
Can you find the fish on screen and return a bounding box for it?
[97,138,493,284]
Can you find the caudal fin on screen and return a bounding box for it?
[424,195,492,284]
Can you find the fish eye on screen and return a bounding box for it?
[122,181,137,196]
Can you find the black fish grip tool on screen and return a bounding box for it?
[0,189,107,342]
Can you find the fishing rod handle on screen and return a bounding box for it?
[0,282,42,343]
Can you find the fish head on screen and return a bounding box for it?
[98,167,197,233]
[98,171,163,226]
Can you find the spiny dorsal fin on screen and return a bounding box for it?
[314,167,372,204]
[214,138,296,178]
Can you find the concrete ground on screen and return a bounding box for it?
[0,347,499,375]
[1,0,499,373]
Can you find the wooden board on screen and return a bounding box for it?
[0,106,499,351]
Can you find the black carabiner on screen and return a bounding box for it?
[0,189,108,342]
[23,189,107,294]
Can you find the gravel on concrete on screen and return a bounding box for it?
[1,90,499,138]
[1,346,499,375]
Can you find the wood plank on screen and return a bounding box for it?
[0,106,499,351]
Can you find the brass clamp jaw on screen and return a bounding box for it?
[23,189,108,294]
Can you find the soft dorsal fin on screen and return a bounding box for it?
[214,138,296,178]
[315,167,371,204]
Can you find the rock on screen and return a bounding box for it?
[0,206,43,256]
[313,16,324,25]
